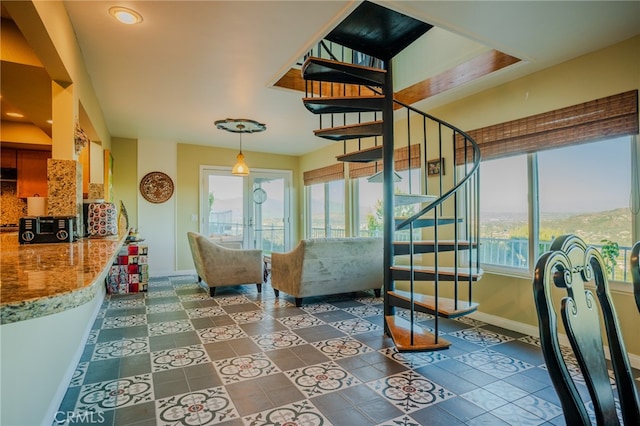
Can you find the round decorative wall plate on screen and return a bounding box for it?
[139,171,174,203]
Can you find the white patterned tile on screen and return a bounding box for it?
[460,388,509,411]
[108,298,146,309]
[354,295,384,305]
[185,306,226,318]
[513,394,564,421]
[86,329,99,345]
[396,309,433,321]
[368,370,454,414]
[146,290,177,299]
[251,331,308,351]
[92,337,149,361]
[329,318,381,335]
[69,362,89,387]
[455,349,534,379]
[377,414,421,426]
[196,325,247,344]
[490,402,546,425]
[379,347,448,369]
[228,309,271,324]
[342,305,383,318]
[214,353,281,384]
[311,336,374,360]
[151,344,211,372]
[244,399,329,425]
[285,361,361,398]
[148,320,194,337]
[454,316,487,328]
[178,293,210,302]
[75,374,154,412]
[214,295,251,306]
[146,303,183,314]
[300,303,338,314]
[483,380,529,402]
[101,314,147,329]
[254,299,295,309]
[449,328,514,347]
[276,314,325,329]
[155,387,240,425]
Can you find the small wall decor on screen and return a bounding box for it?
[427,158,445,176]
[139,171,174,203]
[75,122,90,155]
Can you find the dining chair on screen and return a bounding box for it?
[533,234,640,425]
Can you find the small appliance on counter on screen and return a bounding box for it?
[19,216,77,244]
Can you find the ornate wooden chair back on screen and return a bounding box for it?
[533,234,640,425]
[631,241,640,313]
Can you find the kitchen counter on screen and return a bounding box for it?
[0,230,127,324]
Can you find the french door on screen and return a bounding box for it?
[201,167,291,254]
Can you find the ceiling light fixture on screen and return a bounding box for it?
[6,112,24,118]
[214,118,266,176]
[109,6,143,25]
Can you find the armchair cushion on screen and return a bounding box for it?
[187,232,263,296]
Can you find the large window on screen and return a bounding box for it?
[307,180,345,238]
[479,137,636,282]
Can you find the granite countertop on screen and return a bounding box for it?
[0,231,127,324]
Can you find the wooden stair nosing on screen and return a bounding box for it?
[390,265,484,281]
[314,121,383,142]
[302,96,385,114]
[336,145,383,163]
[385,315,451,352]
[302,57,386,86]
[393,240,477,255]
[388,290,479,318]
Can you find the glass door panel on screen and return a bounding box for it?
[251,174,288,254]
[202,168,291,252]
[204,173,245,246]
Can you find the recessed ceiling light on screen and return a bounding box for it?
[6,112,24,118]
[47,119,53,124]
[109,6,143,25]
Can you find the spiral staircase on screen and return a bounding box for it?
[301,1,483,351]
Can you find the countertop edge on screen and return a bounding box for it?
[0,233,128,325]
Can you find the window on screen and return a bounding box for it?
[304,163,345,238]
[479,137,636,282]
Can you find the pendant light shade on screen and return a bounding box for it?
[214,118,266,177]
[232,151,249,176]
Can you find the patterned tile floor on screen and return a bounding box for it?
[56,275,639,425]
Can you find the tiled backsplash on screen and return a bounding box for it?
[0,182,27,225]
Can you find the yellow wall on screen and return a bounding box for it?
[175,143,300,270]
[426,35,640,355]
[111,137,138,229]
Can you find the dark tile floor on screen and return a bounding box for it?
[56,275,638,425]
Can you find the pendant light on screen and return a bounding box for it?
[214,118,266,177]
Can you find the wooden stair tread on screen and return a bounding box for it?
[385,315,451,351]
[390,265,484,281]
[393,240,477,255]
[315,121,383,142]
[336,145,383,163]
[302,57,386,86]
[389,289,479,318]
[303,95,384,114]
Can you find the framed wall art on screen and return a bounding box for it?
[427,158,445,176]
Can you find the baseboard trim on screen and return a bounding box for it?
[468,311,640,370]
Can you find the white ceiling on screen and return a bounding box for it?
[43,1,640,155]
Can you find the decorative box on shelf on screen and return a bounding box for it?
[106,242,149,294]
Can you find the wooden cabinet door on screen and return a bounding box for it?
[1,148,17,168]
[17,150,51,198]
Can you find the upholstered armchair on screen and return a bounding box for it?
[187,232,263,296]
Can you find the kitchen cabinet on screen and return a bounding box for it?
[1,148,17,169]
[17,150,51,198]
